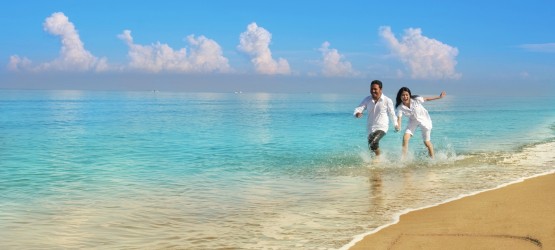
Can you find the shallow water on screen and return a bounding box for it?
[1,90,554,249]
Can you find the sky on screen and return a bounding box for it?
[1,0,554,95]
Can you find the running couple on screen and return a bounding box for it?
[353,80,446,159]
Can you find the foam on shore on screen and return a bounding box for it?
[339,141,555,250]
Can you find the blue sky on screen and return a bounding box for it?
[1,1,554,94]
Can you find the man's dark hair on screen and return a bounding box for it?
[370,80,383,89]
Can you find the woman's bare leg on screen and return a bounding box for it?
[402,133,411,159]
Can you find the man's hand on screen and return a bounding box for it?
[355,112,363,118]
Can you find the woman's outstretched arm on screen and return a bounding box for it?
[424,91,446,101]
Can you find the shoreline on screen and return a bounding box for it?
[341,170,555,250]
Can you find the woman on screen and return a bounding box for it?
[394,87,446,159]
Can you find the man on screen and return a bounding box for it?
[353,80,398,157]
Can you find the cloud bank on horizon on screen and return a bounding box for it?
[379,26,461,80]
[9,12,108,72]
[9,12,466,80]
[319,41,360,77]
[117,30,231,73]
[237,23,291,75]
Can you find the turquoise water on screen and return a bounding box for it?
[1,90,554,249]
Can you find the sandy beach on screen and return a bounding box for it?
[347,172,555,250]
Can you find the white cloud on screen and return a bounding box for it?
[118,30,230,73]
[519,43,555,53]
[8,12,108,72]
[8,55,32,71]
[379,26,461,80]
[237,22,290,75]
[318,41,359,77]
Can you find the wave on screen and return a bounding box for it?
[266,137,555,180]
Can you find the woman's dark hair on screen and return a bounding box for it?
[395,87,419,108]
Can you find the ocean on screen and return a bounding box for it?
[1,90,554,249]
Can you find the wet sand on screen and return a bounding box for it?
[347,172,555,250]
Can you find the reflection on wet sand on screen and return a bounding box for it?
[368,170,383,208]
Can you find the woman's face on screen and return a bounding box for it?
[401,91,410,105]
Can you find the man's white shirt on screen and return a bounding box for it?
[353,94,398,134]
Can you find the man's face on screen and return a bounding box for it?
[370,84,382,100]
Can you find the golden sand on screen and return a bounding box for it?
[348,173,555,250]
